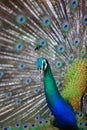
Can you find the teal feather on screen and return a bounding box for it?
[36,57,78,130]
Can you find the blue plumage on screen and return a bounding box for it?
[36,57,78,130]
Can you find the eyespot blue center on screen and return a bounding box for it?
[72,1,76,6]
[45,19,49,24]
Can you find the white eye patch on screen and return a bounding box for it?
[41,59,47,70]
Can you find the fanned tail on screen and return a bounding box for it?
[0,0,87,129]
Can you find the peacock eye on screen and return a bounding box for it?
[6,92,12,99]
[16,14,26,24]
[85,122,87,127]
[0,71,4,78]
[39,120,43,125]
[35,115,40,120]
[83,15,87,25]
[45,120,49,123]
[34,88,40,93]
[42,16,51,27]
[71,0,78,8]
[32,123,35,127]
[16,122,21,127]
[3,127,8,130]
[62,22,69,32]
[16,98,21,105]
[24,123,28,128]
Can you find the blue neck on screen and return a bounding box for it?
[43,63,78,130]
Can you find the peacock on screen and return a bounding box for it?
[0,0,87,130]
[36,57,87,130]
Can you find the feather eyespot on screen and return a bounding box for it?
[63,22,69,32]
[58,45,65,53]
[32,124,35,127]
[14,43,24,52]
[16,14,26,24]
[71,0,78,8]
[0,71,4,78]
[24,124,28,128]
[6,92,12,98]
[74,38,80,47]
[42,16,51,27]
[83,15,87,25]
[3,127,8,130]
[16,99,21,105]
[16,122,21,127]
[56,61,62,68]
[39,120,43,125]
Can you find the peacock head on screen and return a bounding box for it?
[36,57,48,71]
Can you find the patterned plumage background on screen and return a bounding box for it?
[0,0,87,130]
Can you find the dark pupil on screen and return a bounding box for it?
[8,93,10,96]
[84,18,87,22]
[60,47,63,50]
[18,100,20,103]
[72,1,76,5]
[79,114,82,117]
[64,25,68,28]
[21,64,23,67]
[16,123,19,126]
[46,120,48,123]
[42,41,44,44]
[36,89,38,92]
[75,41,78,43]
[40,121,42,124]
[32,124,34,127]
[4,128,8,130]
[18,45,21,48]
[24,125,27,128]
[27,80,29,82]
[20,17,23,22]
[45,19,49,24]
[85,123,87,126]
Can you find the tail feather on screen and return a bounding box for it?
[0,0,87,129]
